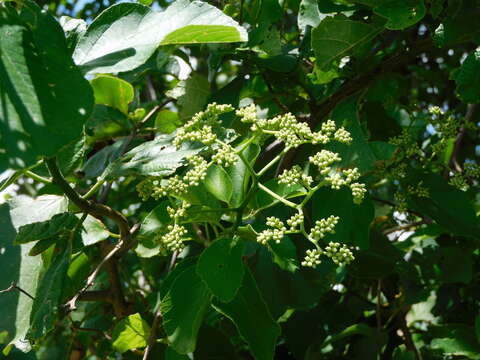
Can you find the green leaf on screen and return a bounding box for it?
[73,0,247,74]
[27,245,71,340]
[298,0,327,32]
[452,48,480,103]
[212,267,281,360]
[374,0,426,30]
[0,1,94,170]
[197,238,245,302]
[0,204,43,353]
[431,325,480,359]
[136,202,170,258]
[14,213,77,244]
[327,96,377,172]
[9,195,69,230]
[80,215,110,247]
[226,142,260,207]
[438,247,472,284]
[112,313,151,353]
[161,266,211,354]
[82,137,129,178]
[106,134,203,179]
[405,172,480,237]
[204,165,233,203]
[165,346,190,360]
[311,15,382,69]
[155,110,181,134]
[312,187,374,249]
[167,73,210,121]
[91,75,134,114]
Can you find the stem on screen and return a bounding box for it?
[258,183,297,208]
[82,178,106,200]
[23,170,52,184]
[257,147,290,177]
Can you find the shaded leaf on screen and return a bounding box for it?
[197,237,245,302]
[374,0,426,30]
[311,15,382,69]
[213,267,281,360]
[452,48,480,103]
[161,266,211,354]
[15,213,77,244]
[27,245,71,340]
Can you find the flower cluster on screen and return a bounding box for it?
[323,242,355,266]
[302,249,322,267]
[137,175,188,200]
[390,129,421,158]
[236,105,350,148]
[212,143,237,167]
[309,215,339,242]
[184,155,209,187]
[301,242,354,268]
[286,212,304,230]
[160,224,188,252]
[407,181,429,198]
[256,217,287,244]
[278,166,313,187]
[173,103,234,148]
[309,150,341,175]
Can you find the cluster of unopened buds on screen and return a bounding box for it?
[137,103,365,268]
[301,242,354,268]
[237,106,352,148]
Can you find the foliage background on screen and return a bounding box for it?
[1,0,480,359]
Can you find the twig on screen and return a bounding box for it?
[65,240,125,313]
[143,251,179,360]
[383,220,426,236]
[0,281,35,300]
[450,104,478,172]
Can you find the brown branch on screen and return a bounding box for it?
[450,103,478,172]
[0,281,35,300]
[142,251,179,360]
[308,38,434,127]
[77,290,113,303]
[45,158,130,317]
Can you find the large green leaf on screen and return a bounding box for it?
[0,1,93,170]
[312,187,374,249]
[0,204,43,354]
[212,267,281,360]
[14,213,77,245]
[27,245,70,340]
[105,134,202,179]
[374,0,426,30]
[161,266,211,354]
[311,15,382,69]
[452,48,480,103]
[112,313,151,353]
[196,237,245,302]
[73,0,247,74]
[0,195,67,353]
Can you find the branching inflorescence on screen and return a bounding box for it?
[137,103,367,268]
